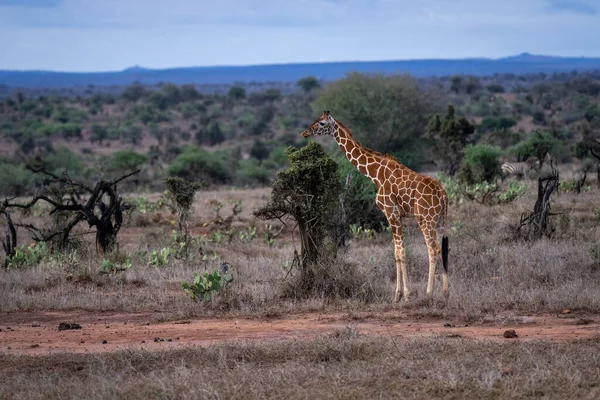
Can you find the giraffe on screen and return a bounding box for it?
[301,111,449,302]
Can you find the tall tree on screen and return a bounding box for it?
[425,104,475,176]
[313,72,441,169]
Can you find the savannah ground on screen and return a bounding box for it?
[1,177,600,399]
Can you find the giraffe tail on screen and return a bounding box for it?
[441,195,449,273]
[442,236,448,273]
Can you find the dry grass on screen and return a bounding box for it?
[2,175,600,399]
[1,333,600,399]
[1,180,599,321]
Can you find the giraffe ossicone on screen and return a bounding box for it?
[300,111,449,302]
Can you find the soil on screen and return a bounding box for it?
[1,310,598,356]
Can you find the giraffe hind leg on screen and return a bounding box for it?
[390,219,409,302]
[419,219,440,298]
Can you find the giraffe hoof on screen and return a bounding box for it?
[394,293,403,303]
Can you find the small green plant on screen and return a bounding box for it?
[148,247,174,267]
[213,200,224,216]
[437,172,526,205]
[263,224,282,248]
[239,225,257,242]
[181,269,233,301]
[559,180,591,193]
[498,181,528,203]
[209,231,226,244]
[451,220,465,233]
[201,251,221,262]
[349,224,376,240]
[7,241,48,268]
[594,208,600,220]
[136,195,166,214]
[101,258,132,274]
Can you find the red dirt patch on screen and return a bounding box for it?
[1,310,598,356]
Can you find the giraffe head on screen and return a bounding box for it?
[301,111,336,138]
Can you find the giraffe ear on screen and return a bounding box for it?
[323,110,330,117]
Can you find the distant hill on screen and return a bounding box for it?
[2,53,600,89]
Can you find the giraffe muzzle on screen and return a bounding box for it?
[300,130,311,138]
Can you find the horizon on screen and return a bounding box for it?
[1,51,591,74]
[1,0,599,72]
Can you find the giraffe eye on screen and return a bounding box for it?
[319,121,326,127]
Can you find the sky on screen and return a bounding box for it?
[0,0,599,72]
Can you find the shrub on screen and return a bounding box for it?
[478,116,517,133]
[254,142,342,297]
[250,140,271,161]
[457,144,502,184]
[228,86,246,100]
[109,150,148,173]
[7,242,48,269]
[508,131,559,164]
[437,173,527,206]
[41,148,85,178]
[182,269,234,302]
[485,84,505,93]
[425,104,475,175]
[168,145,232,185]
[237,159,271,186]
[297,76,321,93]
[0,159,38,195]
[313,72,439,158]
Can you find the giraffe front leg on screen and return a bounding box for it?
[393,243,404,302]
[392,225,410,302]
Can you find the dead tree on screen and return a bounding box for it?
[517,161,560,240]
[1,210,17,269]
[576,167,588,194]
[2,168,139,255]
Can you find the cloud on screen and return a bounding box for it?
[545,0,597,15]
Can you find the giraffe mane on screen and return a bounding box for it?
[334,118,405,167]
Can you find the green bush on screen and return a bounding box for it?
[7,242,48,269]
[41,148,85,178]
[109,150,148,172]
[237,159,271,186]
[437,173,526,205]
[457,144,502,184]
[478,116,517,133]
[168,145,232,184]
[0,159,38,195]
[297,76,321,93]
[312,72,438,159]
[182,269,233,302]
[228,86,246,99]
[508,131,559,163]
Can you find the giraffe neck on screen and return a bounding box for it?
[333,120,389,187]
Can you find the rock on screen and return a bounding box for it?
[503,330,518,338]
[58,322,82,331]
